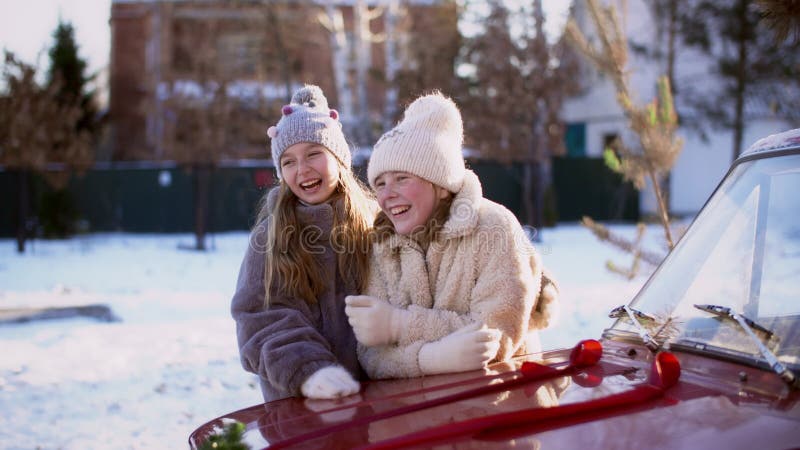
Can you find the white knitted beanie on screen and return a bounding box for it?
[367,92,465,193]
[267,85,351,179]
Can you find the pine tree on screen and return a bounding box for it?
[37,20,98,238]
[48,20,98,138]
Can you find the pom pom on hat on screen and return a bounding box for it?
[291,84,329,110]
[368,92,465,193]
[267,85,351,179]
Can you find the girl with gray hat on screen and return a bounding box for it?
[345,92,559,379]
[231,85,375,400]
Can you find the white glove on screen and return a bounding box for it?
[345,295,411,346]
[300,366,360,399]
[418,322,501,375]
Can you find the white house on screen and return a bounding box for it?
[561,0,793,217]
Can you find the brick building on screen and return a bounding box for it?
[109,0,459,162]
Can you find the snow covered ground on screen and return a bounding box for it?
[0,224,660,450]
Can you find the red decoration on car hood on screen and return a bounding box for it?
[361,350,682,450]
[266,340,605,450]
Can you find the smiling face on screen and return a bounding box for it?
[374,171,450,236]
[280,142,340,205]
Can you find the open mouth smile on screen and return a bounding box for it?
[300,179,322,191]
[389,205,410,216]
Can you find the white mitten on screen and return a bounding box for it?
[300,366,360,399]
[418,322,501,375]
[344,295,411,346]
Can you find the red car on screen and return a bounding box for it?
[190,128,800,449]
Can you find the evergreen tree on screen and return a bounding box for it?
[48,20,98,141]
[37,20,97,238]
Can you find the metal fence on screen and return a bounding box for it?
[0,158,637,237]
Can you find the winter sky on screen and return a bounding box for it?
[0,0,112,74]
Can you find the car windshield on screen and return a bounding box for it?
[607,152,800,369]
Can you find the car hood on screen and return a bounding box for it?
[190,340,800,449]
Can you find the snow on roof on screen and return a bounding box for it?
[741,128,800,158]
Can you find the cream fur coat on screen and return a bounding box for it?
[359,170,559,379]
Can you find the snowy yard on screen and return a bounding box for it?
[0,224,658,450]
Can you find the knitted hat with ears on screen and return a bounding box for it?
[367,92,465,193]
[267,85,351,179]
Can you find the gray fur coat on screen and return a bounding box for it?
[231,189,366,402]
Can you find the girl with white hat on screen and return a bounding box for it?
[345,92,559,378]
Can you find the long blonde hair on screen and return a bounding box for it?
[257,164,374,306]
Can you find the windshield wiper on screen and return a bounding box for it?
[694,304,799,389]
[609,305,660,352]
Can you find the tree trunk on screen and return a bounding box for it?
[659,0,678,214]
[353,0,374,146]
[522,161,545,242]
[193,165,211,251]
[383,0,400,130]
[732,0,749,161]
[532,161,546,239]
[522,162,535,227]
[15,170,30,253]
[324,5,354,133]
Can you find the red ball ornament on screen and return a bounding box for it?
[282,105,293,115]
[329,109,339,120]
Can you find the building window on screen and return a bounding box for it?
[565,122,586,157]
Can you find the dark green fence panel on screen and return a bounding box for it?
[0,171,16,237]
[0,158,637,237]
[552,157,639,222]
[70,167,194,232]
[467,159,637,224]
[468,162,523,217]
[210,167,273,231]
[0,163,275,236]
